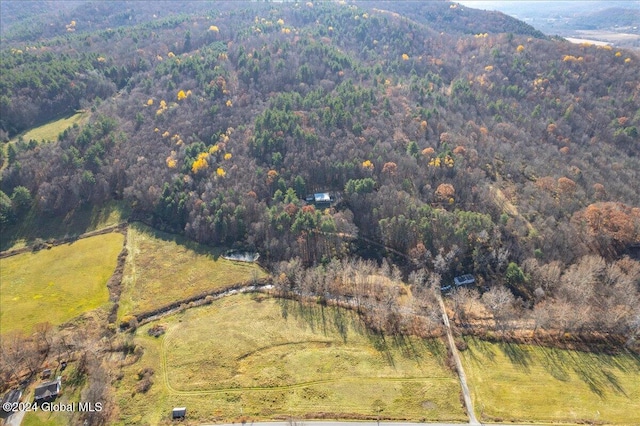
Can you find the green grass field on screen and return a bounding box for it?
[461,337,640,425]
[0,232,124,334]
[22,411,67,426]
[115,294,464,425]
[12,112,89,144]
[118,223,266,319]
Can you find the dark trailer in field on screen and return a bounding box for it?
[172,407,186,420]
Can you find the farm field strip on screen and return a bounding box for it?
[161,326,454,395]
[0,200,128,252]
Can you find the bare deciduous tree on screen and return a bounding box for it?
[481,285,515,331]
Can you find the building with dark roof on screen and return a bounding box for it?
[34,377,61,404]
[454,274,475,288]
[306,192,333,209]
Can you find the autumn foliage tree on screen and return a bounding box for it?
[572,202,640,258]
[435,183,455,202]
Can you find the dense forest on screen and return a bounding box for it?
[1,1,640,343]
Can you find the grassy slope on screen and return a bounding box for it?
[14,112,89,144]
[461,337,640,425]
[115,294,464,425]
[21,413,66,426]
[118,223,266,319]
[0,232,124,334]
[0,200,128,252]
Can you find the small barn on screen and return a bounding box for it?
[34,377,61,404]
[172,407,187,420]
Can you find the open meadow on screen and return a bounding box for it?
[115,294,465,425]
[461,337,640,425]
[0,232,124,334]
[117,223,266,320]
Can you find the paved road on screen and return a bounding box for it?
[2,409,26,426]
[436,294,479,425]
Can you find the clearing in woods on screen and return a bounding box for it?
[10,112,89,145]
[2,112,90,173]
[114,294,465,425]
[0,200,128,252]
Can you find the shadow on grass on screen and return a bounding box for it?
[277,297,460,372]
[392,333,420,362]
[537,345,571,382]
[497,342,532,372]
[1,201,129,251]
[421,337,448,364]
[566,349,631,399]
[531,343,635,399]
[465,337,497,367]
[132,222,223,260]
[368,332,395,367]
[465,337,639,408]
[276,298,400,366]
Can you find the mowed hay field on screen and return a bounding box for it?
[0,232,124,334]
[118,223,266,319]
[461,337,640,425]
[115,294,464,425]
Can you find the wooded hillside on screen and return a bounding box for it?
[1,0,639,342]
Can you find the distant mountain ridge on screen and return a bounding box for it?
[359,1,546,38]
